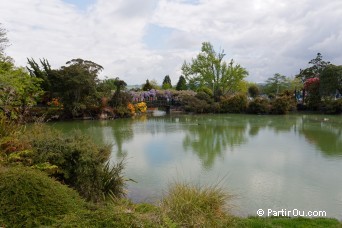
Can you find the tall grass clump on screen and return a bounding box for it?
[0,166,85,227]
[160,182,233,227]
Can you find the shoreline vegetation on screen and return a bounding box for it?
[0,119,341,227]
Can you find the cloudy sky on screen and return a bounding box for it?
[1,0,341,85]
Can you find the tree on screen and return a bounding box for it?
[54,59,103,117]
[263,73,289,96]
[182,42,248,100]
[142,79,153,91]
[176,75,187,90]
[319,64,342,96]
[0,24,9,55]
[162,75,172,89]
[27,58,52,91]
[0,58,43,120]
[297,53,330,82]
[109,78,130,108]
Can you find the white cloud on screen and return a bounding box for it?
[0,0,341,85]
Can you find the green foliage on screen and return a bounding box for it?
[55,59,103,117]
[320,64,342,96]
[21,124,127,202]
[162,75,172,89]
[220,93,248,113]
[321,99,342,114]
[234,216,341,227]
[247,97,270,114]
[55,200,160,227]
[27,58,52,92]
[142,79,153,91]
[197,86,214,97]
[297,53,330,82]
[248,84,260,98]
[195,91,214,104]
[160,182,232,227]
[176,75,187,90]
[182,42,248,100]
[0,58,43,121]
[263,73,290,96]
[180,95,211,113]
[0,166,85,227]
[270,94,296,114]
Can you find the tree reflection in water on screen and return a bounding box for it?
[182,116,248,169]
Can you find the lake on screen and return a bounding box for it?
[49,113,342,219]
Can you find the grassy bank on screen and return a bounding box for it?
[0,167,340,227]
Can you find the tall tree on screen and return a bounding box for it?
[162,75,172,89]
[0,58,43,120]
[320,64,342,96]
[55,59,103,117]
[176,75,187,90]
[297,53,330,82]
[182,42,248,100]
[264,73,289,95]
[142,79,153,91]
[27,58,52,91]
[0,23,9,55]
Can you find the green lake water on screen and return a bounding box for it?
[49,113,342,219]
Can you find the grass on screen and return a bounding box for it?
[160,182,234,227]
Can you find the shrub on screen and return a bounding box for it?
[248,85,260,98]
[0,166,85,227]
[321,99,342,114]
[180,95,211,113]
[195,91,214,104]
[270,95,296,114]
[247,97,270,114]
[21,124,127,202]
[160,182,232,227]
[220,93,248,113]
[197,87,214,97]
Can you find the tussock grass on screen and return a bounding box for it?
[160,182,234,227]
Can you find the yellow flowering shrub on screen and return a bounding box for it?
[135,102,147,113]
[127,103,136,115]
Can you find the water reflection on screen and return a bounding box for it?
[182,116,248,169]
[300,116,342,157]
[108,119,134,158]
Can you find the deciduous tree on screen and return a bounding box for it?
[182,42,248,100]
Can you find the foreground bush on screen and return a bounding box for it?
[0,166,85,227]
[160,182,233,227]
[21,124,127,202]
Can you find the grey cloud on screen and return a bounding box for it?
[0,0,341,85]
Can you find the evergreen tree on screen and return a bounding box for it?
[162,75,172,89]
[176,75,187,90]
